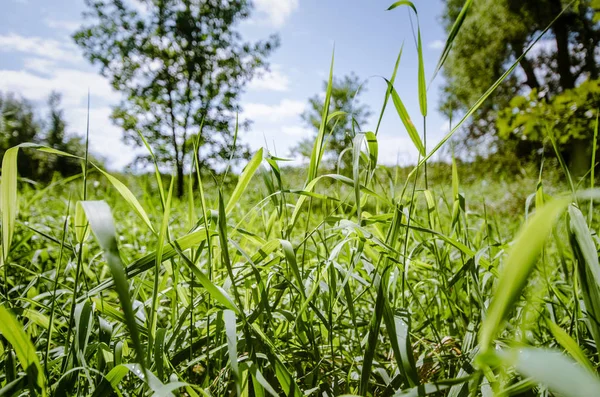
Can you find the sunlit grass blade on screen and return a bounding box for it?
[0,305,47,395]
[79,200,146,367]
[479,198,570,350]
[1,146,19,265]
[545,317,595,373]
[82,228,213,298]
[226,148,263,215]
[307,48,335,183]
[503,348,600,397]
[568,204,600,353]
[384,79,424,156]
[431,0,473,82]
[94,165,156,234]
[375,45,403,134]
[224,309,241,396]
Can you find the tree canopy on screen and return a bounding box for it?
[0,92,89,181]
[291,73,371,173]
[441,0,600,168]
[74,0,279,197]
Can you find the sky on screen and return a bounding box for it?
[0,0,450,170]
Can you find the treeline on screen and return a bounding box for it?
[0,91,96,182]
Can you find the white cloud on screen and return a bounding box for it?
[0,68,119,107]
[243,99,305,122]
[281,125,311,137]
[249,65,290,92]
[44,18,81,32]
[23,57,57,74]
[376,136,417,166]
[428,39,445,50]
[0,63,134,169]
[0,33,82,64]
[68,107,145,170]
[253,0,299,27]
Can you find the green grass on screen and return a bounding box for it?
[3,2,600,396]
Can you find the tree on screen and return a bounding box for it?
[74,0,279,197]
[45,92,89,177]
[291,73,371,173]
[0,93,43,180]
[440,0,600,169]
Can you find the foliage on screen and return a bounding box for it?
[4,2,600,396]
[291,73,371,173]
[73,0,279,197]
[497,78,600,144]
[441,0,600,156]
[0,92,88,181]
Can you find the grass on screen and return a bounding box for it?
[3,2,600,396]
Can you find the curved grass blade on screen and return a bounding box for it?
[82,228,213,299]
[431,0,473,82]
[545,317,595,373]
[226,148,263,215]
[307,48,335,183]
[224,310,241,397]
[504,348,600,397]
[479,198,570,350]
[79,200,146,367]
[94,166,156,234]
[384,79,424,156]
[0,305,47,395]
[568,204,600,353]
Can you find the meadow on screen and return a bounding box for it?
[3,3,600,397]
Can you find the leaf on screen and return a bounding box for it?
[0,305,47,395]
[226,148,263,215]
[307,48,335,183]
[431,0,474,82]
[95,166,155,233]
[545,318,595,373]
[1,146,19,265]
[568,204,600,353]
[505,348,600,397]
[384,79,425,156]
[79,200,146,367]
[479,198,570,350]
[224,310,241,397]
[82,227,214,299]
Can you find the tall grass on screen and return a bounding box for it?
[1,1,600,396]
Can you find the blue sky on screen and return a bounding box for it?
[1,0,450,170]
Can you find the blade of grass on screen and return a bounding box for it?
[79,200,146,368]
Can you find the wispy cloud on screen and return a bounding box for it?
[253,0,299,27]
[243,99,305,122]
[281,125,311,137]
[428,39,445,50]
[44,18,81,32]
[249,64,290,92]
[0,67,118,107]
[0,33,82,64]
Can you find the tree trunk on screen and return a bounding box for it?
[176,161,185,199]
[550,0,575,90]
[567,139,591,178]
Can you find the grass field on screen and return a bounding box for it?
[2,138,600,397]
[3,2,600,395]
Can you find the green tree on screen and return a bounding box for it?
[291,73,371,173]
[441,0,600,169]
[74,0,279,197]
[0,93,43,180]
[45,92,89,177]
[0,91,94,181]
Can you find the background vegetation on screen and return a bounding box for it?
[2,0,600,396]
